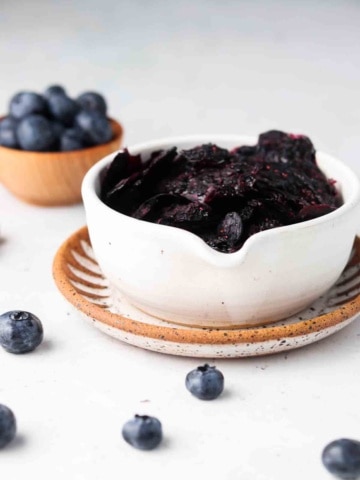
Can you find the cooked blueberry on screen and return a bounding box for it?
[0,404,16,448]
[100,149,142,195]
[217,212,243,249]
[231,145,257,157]
[141,147,178,189]
[60,128,85,151]
[132,193,189,221]
[75,110,112,145]
[185,364,224,400]
[0,310,43,354]
[297,203,336,221]
[17,115,57,151]
[77,91,107,115]
[0,116,19,148]
[258,130,289,150]
[185,143,229,165]
[99,133,341,253]
[158,201,212,231]
[258,130,315,163]
[9,91,47,119]
[122,415,162,450]
[44,84,67,98]
[103,171,144,215]
[47,94,79,127]
[322,439,360,479]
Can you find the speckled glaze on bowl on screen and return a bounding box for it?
[0,118,123,206]
[81,135,360,328]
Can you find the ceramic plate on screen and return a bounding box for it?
[52,226,360,358]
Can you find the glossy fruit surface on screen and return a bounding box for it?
[47,94,79,127]
[17,114,57,151]
[77,91,107,115]
[9,91,47,119]
[100,131,341,253]
[0,404,16,449]
[185,364,224,400]
[60,128,85,151]
[122,415,162,450]
[75,110,112,145]
[0,310,43,354]
[0,116,18,148]
[322,438,360,479]
[44,85,67,98]
[0,85,113,152]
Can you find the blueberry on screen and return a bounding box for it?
[0,311,43,354]
[0,116,19,149]
[322,439,360,479]
[0,404,16,448]
[47,94,79,127]
[185,364,224,400]
[44,84,67,99]
[17,115,57,152]
[60,128,85,151]
[75,110,112,146]
[52,121,65,139]
[77,91,107,115]
[9,91,47,119]
[122,415,162,450]
[217,212,243,249]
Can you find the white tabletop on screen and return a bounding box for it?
[1,1,360,479]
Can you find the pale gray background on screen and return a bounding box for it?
[1,0,360,174]
[1,2,360,479]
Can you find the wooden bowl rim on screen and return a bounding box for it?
[52,225,360,345]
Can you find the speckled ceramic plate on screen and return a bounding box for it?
[52,226,360,358]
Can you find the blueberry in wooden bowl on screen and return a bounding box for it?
[0,86,124,206]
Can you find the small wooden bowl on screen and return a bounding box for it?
[0,118,123,206]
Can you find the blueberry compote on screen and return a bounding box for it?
[100,131,342,253]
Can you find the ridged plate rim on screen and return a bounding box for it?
[52,226,360,357]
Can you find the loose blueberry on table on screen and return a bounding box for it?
[0,404,16,449]
[100,130,342,253]
[322,438,360,479]
[0,85,112,152]
[122,414,163,450]
[0,310,43,354]
[185,364,224,400]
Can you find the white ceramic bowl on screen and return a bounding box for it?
[81,135,360,328]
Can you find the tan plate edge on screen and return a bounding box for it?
[52,226,360,345]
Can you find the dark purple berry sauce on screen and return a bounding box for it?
[100,130,342,253]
